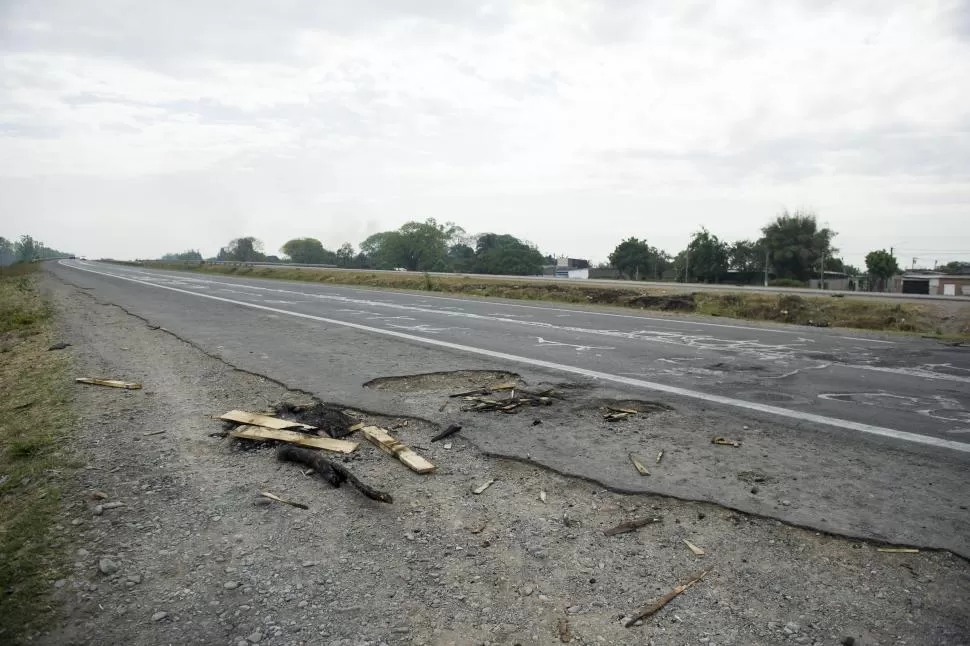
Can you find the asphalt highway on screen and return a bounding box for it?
[58,260,970,452]
[50,259,970,555]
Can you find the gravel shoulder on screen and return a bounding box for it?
[31,276,970,646]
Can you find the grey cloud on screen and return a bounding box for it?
[0,0,511,69]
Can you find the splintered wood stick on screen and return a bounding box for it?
[624,569,711,627]
[603,516,662,537]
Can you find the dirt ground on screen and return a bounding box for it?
[28,277,970,645]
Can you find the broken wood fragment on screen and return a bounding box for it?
[219,410,314,431]
[629,454,650,476]
[539,490,547,503]
[259,491,309,510]
[346,422,365,433]
[603,516,662,537]
[76,377,142,390]
[608,407,639,415]
[877,547,920,554]
[449,388,489,398]
[604,412,632,422]
[362,426,435,473]
[624,569,711,627]
[430,424,462,443]
[276,445,393,503]
[472,479,496,495]
[230,426,358,453]
[656,449,664,464]
[490,381,518,391]
[712,437,742,447]
[143,430,166,436]
[684,539,706,556]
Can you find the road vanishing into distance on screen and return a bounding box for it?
[51,259,970,555]
[58,260,970,450]
[207,260,970,302]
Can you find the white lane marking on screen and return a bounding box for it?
[74,263,967,383]
[86,261,891,340]
[60,261,970,454]
[835,336,896,344]
[78,265,824,361]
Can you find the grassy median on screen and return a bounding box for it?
[0,263,75,641]
[135,261,970,337]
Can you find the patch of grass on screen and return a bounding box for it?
[132,261,969,338]
[0,263,75,642]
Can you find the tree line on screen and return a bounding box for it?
[171,219,552,276]
[0,235,73,267]
[163,211,964,285]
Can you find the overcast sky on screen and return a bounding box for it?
[2,0,969,267]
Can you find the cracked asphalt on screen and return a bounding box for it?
[49,260,970,557]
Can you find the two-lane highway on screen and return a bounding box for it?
[58,260,970,452]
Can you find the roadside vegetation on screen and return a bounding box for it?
[0,263,75,641]
[137,260,970,337]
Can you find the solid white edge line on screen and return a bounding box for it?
[60,261,970,454]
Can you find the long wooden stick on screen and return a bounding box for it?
[276,445,393,504]
[604,516,662,537]
[625,569,711,627]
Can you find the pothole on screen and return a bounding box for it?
[363,370,520,393]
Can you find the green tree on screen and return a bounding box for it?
[0,237,14,266]
[217,237,266,262]
[15,235,37,262]
[728,240,765,284]
[608,238,668,280]
[865,249,900,291]
[360,219,464,271]
[687,228,729,283]
[448,243,476,273]
[161,250,203,261]
[280,238,336,264]
[334,243,354,267]
[473,234,545,275]
[759,210,836,282]
[939,261,970,274]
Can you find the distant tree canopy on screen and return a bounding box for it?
[473,233,545,275]
[939,261,970,274]
[686,228,729,283]
[280,238,337,265]
[865,249,900,280]
[0,234,73,266]
[608,238,668,280]
[161,250,203,262]
[217,237,266,262]
[360,219,464,271]
[759,210,837,282]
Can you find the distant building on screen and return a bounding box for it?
[892,271,970,296]
[809,271,851,291]
[554,256,590,279]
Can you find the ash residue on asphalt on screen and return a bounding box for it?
[363,369,520,393]
[23,278,970,646]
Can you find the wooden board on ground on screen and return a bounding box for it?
[230,426,357,453]
[362,426,436,474]
[219,410,314,431]
[76,377,142,390]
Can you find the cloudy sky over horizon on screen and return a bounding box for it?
[2,0,969,266]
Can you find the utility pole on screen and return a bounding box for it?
[819,252,825,289]
[685,241,690,284]
[763,249,769,287]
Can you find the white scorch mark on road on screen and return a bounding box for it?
[535,337,615,352]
